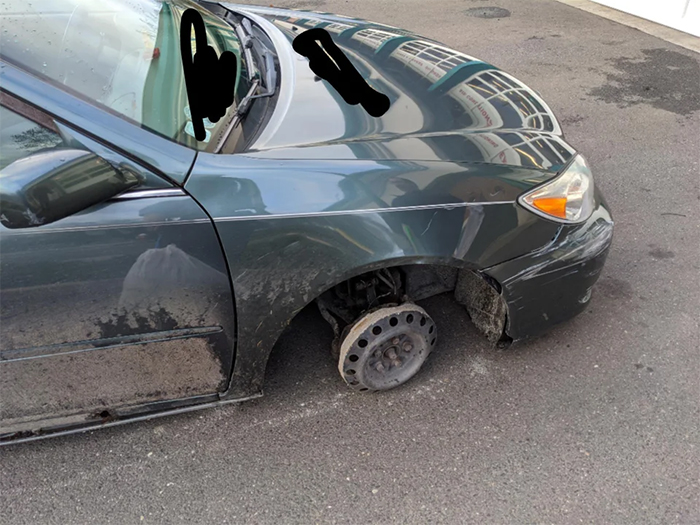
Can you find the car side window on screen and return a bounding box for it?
[0,105,66,171]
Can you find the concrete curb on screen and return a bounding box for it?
[553,0,700,53]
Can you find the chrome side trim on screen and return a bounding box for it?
[7,218,212,235]
[215,201,513,222]
[115,188,186,200]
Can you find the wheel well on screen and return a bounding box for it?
[315,263,509,349]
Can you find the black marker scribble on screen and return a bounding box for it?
[180,8,238,141]
[292,28,390,117]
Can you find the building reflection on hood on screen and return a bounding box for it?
[268,14,576,173]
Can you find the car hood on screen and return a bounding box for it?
[224,4,576,173]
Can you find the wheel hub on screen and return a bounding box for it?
[371,334,413,370]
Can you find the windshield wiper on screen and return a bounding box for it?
[225,14,277,96]
[231,18,256,82]
[214,76,271,153]
[212,15,277,152]
[241,18,277,96]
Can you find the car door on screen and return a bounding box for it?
[0,96,237,436]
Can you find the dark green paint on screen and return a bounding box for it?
[0,1,612,444]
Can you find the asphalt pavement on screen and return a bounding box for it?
[1,0,699,523]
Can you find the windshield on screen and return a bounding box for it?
[0,0,251,151]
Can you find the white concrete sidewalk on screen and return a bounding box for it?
[555,0,700,52]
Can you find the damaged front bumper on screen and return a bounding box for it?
[484,193,614,340]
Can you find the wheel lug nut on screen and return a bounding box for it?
[375,362,385,372]
[392,337,400,345]
[402,343,413,352]
[392,359,402,368]
[386,348,397,359]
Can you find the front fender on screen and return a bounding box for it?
[185,154,560,398]
[213,204,556,399]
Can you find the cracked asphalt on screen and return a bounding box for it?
[1,0,698,523]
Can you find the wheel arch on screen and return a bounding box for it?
[221,254,507,400]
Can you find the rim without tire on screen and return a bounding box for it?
[338,304,437,392]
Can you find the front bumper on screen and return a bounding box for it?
[484,192,614,340]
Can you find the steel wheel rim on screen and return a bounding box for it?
[338,304,437,391]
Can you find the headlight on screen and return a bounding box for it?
[518,154,595,223]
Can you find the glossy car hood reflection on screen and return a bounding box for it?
[230,5,577,173]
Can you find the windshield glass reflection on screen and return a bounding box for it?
[0,0,248,151]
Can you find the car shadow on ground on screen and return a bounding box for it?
[259,293,499,400]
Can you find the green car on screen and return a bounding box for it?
[0,0,613,444]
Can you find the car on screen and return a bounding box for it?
[0,0,613,445]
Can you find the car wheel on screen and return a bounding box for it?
[337,304,437,392]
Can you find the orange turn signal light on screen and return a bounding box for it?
[530,197,567,219]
